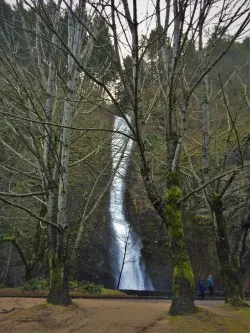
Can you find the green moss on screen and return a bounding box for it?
[233,255,240,269]
[100,288,126,296]
[210,192,222,208]
[37,302,54,309]
[165,186,183,203]
[164,185,183,241]
[173,260,195,292]
[163,183,195,295]
[49,255,63,293]
[166,170,180,187]
[168,306,250,332]
[1,236,15,243]
[221,258,249,308]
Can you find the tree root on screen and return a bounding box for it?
[0,307,18,313]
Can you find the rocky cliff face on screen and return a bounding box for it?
[124,159,224,290]
[71,155,250,291]
[2,148,250,292]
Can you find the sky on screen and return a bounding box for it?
[5,0,250,43]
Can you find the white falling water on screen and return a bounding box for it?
[109,116,153,290]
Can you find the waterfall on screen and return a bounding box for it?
[109,116,153,290]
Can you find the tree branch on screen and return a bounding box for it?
[180,163,250,204]
[0,196,62,231]
[0,191,46,197]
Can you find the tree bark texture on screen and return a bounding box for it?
[47,246,71,306]
[47,0,84,305]
[211,194,249,307]
[164,172,196,315]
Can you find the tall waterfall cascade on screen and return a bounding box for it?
[109,116,153,290]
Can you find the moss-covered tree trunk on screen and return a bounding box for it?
[141,167,196,315]
[164,174,196,315]
[47,232,71,305]
[211,194,248,307]
[46,191,71,306]
[223,258,246,306]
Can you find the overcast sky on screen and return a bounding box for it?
[5,0,250,41]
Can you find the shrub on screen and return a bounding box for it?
[69,280,80,289]
[69,280,102,295]
[21,279,49,291]
[81,281,102,295]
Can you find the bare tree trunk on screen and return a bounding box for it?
[0,237,32,281]
[199,0,210,178]
[47,232,71,305]
[1,243,13,284]
[48,0,83,305]
[46,189,70,304]
[211,194,248,307]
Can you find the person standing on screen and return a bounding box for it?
[207,275,214,297]
[198,277,205,299]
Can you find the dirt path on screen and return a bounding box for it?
[0,298,249,332]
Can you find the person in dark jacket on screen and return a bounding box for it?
[207,275,214,297]
[198,277,205,299]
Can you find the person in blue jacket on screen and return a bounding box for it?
[207,275,214,297]
[198,277,205,299]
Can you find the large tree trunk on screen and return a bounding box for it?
[47,0,83,305]
[47,233,71,305]
[211,194,249,307]
[141,165,196,315]
[223,260,246,307]
[46,189,72,305]
[47,254,71,305]
[164,172,196,315]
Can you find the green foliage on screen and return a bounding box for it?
[0,0,13,44]
[20,280,121,296]
[69,280,102,295]
[68,280,80,289]
[85,16,117,82]
[82,281,102,294]
[21,279,49,291]
[146,134,163,151]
